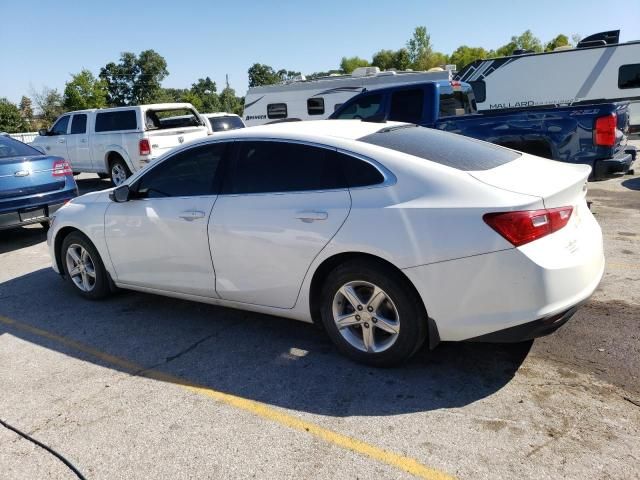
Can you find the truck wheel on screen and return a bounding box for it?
[110,157,131,186]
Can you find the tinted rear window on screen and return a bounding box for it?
[358,125,520,171]
[0,136,41,159]
[95,110,137,132]
[208,116,245,132]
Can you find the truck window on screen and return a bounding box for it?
[389,89,424,124]
[95,110,137,132]
[307,98,325,116]
[70,114,87,134]
[147,108,202,130]
[51,115,70,135]
[439,91,473,117]
[619,64,640,89]
[334,94,383,120]
[267,103,288,119]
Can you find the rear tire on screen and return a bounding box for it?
[40,221,50,231]
[109,157,131,186]
[319,259,428,367]
[97,173,109,180]
[60,232,112,300]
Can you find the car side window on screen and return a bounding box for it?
[51,116,70,135]
[136,143,227,198]
[70,114,87,134]
[389,89,424,124]
[334,94,383,120]
[334,151,385,187]
[224,141,343,194]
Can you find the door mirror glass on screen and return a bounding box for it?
[109,184,131,203]
[38,128,48,136]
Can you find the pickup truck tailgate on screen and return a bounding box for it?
[469,154,590,209]
[147,127,208,157]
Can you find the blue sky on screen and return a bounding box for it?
[1,0,638,104]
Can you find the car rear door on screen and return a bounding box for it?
[104,142,228,297]
[209,140,351,308]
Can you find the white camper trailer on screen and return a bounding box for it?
[242,67,456,127]
[455,30,640,132]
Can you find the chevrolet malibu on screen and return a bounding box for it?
[47,120,604,366]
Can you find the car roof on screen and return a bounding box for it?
[196,120,402,144]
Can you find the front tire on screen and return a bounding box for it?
[319,259,428,367]
[60,232,112,300]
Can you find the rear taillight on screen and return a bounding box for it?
[52,159,72,177]
[594,113,617,147]
[483,207,573,247]
[139,139,151,156]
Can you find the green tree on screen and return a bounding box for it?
[19,96,33,124]
[340,56,370,74]
[496,30,543,56]
[248,63,281,87]
[99,50,168,106]
[0,98,28,133]
[545,34,571,51]
[218,87,243,115]
[32,87,64,126]
[406,26,433,69]
[63,69,108,110]
[449,46,490,70]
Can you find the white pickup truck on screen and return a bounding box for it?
[31,103,209,185]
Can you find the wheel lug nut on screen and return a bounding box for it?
[363,322,370,328]
[355,315,361,321]
[367,306,373,312]
[357,305,363,311]
[372,318,377,323]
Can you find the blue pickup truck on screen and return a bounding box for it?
[330,80,635,179]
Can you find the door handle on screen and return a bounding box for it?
[179,210,206,221]
[295,211,328,223]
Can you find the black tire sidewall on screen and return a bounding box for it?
[319,260,427,367]
[60,232,111,300]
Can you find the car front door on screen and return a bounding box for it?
[66,113,91,170]
[209,140,351,308]
[42,114,71,159]
[104,142,228,297]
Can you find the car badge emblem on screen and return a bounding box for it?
[178,136,184,144]
[14,170,29,177]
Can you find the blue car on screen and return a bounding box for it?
[0,135,78,231]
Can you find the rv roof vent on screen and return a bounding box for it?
[378,71,397,76]
[351,66,380,77]
[553,45,573,51]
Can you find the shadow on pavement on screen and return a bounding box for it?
[75,176,112,195]
[0,268,531,416]
[621,176,640,191]
[0,225,47,254]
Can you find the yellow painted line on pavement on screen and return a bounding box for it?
[0,315,454,480]
[607,262,640,270]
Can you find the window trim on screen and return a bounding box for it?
[307,97,325,116]
[219,138,395,197]
[51,115,71,135]
[267,103,288,120]
[618,63,640,90]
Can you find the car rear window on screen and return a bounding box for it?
[208,116,245,132]
[358,125,520,171]
[146,108,203,130]
[0,136,42,159]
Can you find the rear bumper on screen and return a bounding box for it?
[467,305,579,342]
[594,151,634,178]
[0,200,71,231]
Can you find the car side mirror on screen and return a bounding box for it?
[38,128,49,136]
[109,185,131,203]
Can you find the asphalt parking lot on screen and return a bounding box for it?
[1,147,639,479]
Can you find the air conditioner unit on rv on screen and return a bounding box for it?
[351,67,380,77]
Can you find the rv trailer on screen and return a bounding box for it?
[242,67,456,127]
[455,30,640,132]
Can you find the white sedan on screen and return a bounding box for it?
[47,120,604,366]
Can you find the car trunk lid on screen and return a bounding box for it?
[0,156,65,200]
[468,154,590,209]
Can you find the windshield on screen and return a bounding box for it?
[208,116,245,132]
[0,136,42,159]
[358,125,520,171]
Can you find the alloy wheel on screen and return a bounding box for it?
[332,280,400,353]
[65,243,97,292]
[111,163,127,186]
